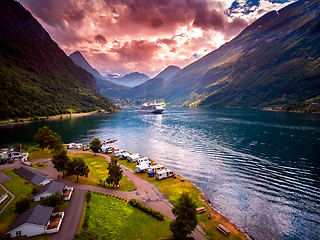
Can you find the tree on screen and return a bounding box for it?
[66,157,89,182]
[170,192,198,239]
[90,138,101,155]
[47,132,62,152]
[33,126,62,152]
[52,149,70,177]
[15,198,30,213]
[106,158,123,188]
[33,126,52,150]
[40,192,65,207]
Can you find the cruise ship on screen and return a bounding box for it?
[138,102,164,114]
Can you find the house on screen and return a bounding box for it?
[7,205,54,237]
[32,181,74,201]
[14,167,52,186]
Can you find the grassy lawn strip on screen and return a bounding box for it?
[80,192,172,240]
[0,169,34,234]
[65,153,135,192]
[111,155,247,240]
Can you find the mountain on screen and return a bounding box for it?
[69,51,101,79]
[0,0,117,119]
[129,78,166,99]
[68,51,130,99]
[154,65,181,81]
[109,72,150,87]
[144,0,320,107]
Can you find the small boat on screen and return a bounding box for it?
[138,102,164,114]
[102,138,117,144]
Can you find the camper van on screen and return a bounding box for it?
[101,145,112,154]
[156,169,173,180]
[67,143,76,149]
[148,165,166,177]
[135,163,150,173]
[127,153,141,163]
[136,157,151,166]
[120,152,130,159]
[113,150,126,158]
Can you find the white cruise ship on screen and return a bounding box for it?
[138,102,164,114]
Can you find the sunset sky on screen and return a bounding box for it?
[18,0,295,77]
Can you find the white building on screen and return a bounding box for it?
[7,205,54,238]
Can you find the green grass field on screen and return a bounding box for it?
[82,192,172,240]
[112,154,246,240]
[27,150,52,160]
[0,169,34,234]
[66,153,135,192]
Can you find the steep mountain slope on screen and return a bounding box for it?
[69,51,130,99]
[110,72,150,87]
[69,51,101,79]
[148,0,320,107]
[154,65,181,81]
[0,0,117,119]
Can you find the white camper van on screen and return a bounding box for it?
[135,163,150,173]
[136,157,151,166]
[127,153,141,163]
[113,150,126,158]
[67,143,76,149]
[156,169,173,180]
[120,152,130,159]
[101,145,112,154]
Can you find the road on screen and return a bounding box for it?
[1,152,206,240]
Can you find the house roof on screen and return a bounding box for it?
[35,181,65,198]
[9,205,54,232]
[14,167,51,185]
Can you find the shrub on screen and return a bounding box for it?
[128,199,164,221]
[32,186,40,195]
[15,198,30,213]
[86,191,91,204]
[40,192,65,207]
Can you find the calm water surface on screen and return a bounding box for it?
[1,107,319,240]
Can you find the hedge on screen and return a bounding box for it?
[128,199,164,221]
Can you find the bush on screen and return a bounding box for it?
[15,198,30,213]
[128,199,164,221]
[40,192,65,207]
[32,186,40,195]
[74,229,98,240]
[86,191,91,203]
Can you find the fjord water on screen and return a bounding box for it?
[1,107,319,240]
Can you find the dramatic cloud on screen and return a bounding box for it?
[18,0,295,77]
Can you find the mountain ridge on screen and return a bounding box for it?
[0,0,116,119]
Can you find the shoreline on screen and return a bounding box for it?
[0,110,110,127]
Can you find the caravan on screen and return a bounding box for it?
[136,157,151,166]
[101,145,112,154]
[148,165,166,177]
[127,153,141,163]
[156,169,173,180]
[113,150,126,158]
[135,163,150,173]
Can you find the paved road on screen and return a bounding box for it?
[1,152,206,240]
[50,188,86,240]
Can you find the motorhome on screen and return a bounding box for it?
[101,145,112,154]
[156,169,173,180]
[136,157,151,166]
[120,152,130,159]
[75,143,83,149]
[135,163,150,173]
[127,153,141,162]
[113,150,126,158]
[67,143,76,149]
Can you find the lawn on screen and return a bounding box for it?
[0,169,34,234]
[112,155,247,240]
[66,153,135,192]
[27,150,52,161]
[81,192,172,240]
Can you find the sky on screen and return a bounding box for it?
[18,0,295,77]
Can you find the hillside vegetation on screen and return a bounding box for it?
[135,0,320,108]
[0,0,116,119]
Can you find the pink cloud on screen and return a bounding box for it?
[17,0,292,77]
